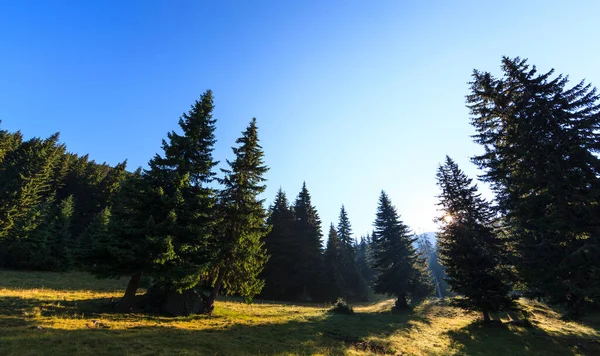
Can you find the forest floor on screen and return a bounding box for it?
[0,270,599,356]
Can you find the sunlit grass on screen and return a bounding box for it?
[0,270,598,355]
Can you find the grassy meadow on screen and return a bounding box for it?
[0,270,598,356]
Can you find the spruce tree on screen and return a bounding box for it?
[261,188,297,300]
[0,133,65,268]
[371,191,433,309]
[45,195,75,271]
[323,223,343,300]
[84,91,218,310]
[336,206,368,301]
[436,156,512,322]
[468,57,600,315]
[207,118,269,311]
[292,182,324,300]
[145,90,218,292]
[355,234,377,287]
[0,121,23,166]
[83,170,175,311]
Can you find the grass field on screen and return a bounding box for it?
[0,270,598,355]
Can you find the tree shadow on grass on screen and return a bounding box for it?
[0,295,429,356]
[446,319,600,356]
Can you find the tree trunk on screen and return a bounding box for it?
[117,271,142,312]
[395,295,409,310]
[483,310,491,323]
[205,275,223,315]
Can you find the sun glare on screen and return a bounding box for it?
[443,214,453,224]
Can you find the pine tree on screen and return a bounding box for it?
[261,188,297,300]
[468,57,600,315]
[207,118,269,311]
[436,156,512,322]
[292,182,324,300]
[371,191,433,309]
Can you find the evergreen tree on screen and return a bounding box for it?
[84,91,218,310]
[436,156,512,322]
[468,57,600,315]
[0,133,65,268]
[83,170,174,311]
[0,121,23,166]
[323,223,343,300]
[371,191,433,309]
[292,182,324,300]
[207,118,269,311]
[355,234,377,287]
[145,90,218,292]
[261,188,297,300]
[45,195,75,271]
[336,206,368,301]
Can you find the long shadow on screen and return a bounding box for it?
[0,294,423,355]
[3,293,599,356]
[446,320,600,356]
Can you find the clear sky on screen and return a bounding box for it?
[1,0,599,238]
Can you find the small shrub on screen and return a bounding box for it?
[328,298,354,315]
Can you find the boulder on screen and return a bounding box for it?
[144,285,209,316]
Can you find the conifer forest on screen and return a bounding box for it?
[1,57,600,355]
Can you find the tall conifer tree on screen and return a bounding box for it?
[371,191,433,309]
[323,223,343,300]
[436,156,512,321]
[292,182,324,300]
[207,118,269,311]
[84,91,218,310]
[261,188,296,300]
[468,57,600,314]
[0,134,65,268]
[336,206,368,301]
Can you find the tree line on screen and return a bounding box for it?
[1,56,599,320]
[0,91,436,314]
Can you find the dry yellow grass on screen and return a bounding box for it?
[0,270,598,355]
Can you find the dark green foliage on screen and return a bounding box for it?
[436,156,512,321]
[144,91,219,292]
[82,171,172,280]
[0,121,23,166]
[371,191,434,308]
[209,118,269,305]
[261,189,297,300]
[335,206,368,301]
[328,297,354,315]
[291,182,324,301]
[355,234,377,287]
[0,133,66,269]
[323,223,343,301]
[42,195,75,271]
[468,57,600,315]
[57,154,128,243]
[0,119,129,271]
[86,91,219,298]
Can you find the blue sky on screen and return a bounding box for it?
[1,0,599,238]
